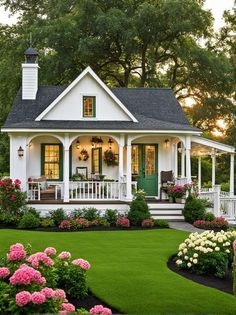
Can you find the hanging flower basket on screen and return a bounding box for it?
[103,150,118,166]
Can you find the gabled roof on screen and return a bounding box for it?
[35,66,137,122]
[3,86,200,133]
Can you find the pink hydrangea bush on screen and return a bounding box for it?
[0,242,94,314]
[116,217,130,228]
[90,304,112,315]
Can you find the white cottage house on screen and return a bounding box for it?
[2,47,235,220]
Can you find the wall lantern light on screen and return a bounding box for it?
[76,139,80,150]
[18,146,24,157]
[164,139,170,149]
[108,138,114,150]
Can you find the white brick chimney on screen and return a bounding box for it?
[22,46,39,100]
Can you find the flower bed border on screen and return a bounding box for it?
[167,256,233,294]
[0,225,169,232]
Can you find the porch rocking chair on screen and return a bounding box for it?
[160,170,174,200]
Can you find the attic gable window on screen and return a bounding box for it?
[83,96,96,118]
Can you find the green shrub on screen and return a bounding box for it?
[104,209,118,226]
[0,212,22,226]
[204,212,215,221]
[70,209,83,220]
[82,207,100,221]
[154,219,169,228]
[182,194,206,223]
[18,212,41,229]
[41,218,55,227]
[23,206,40,219]
[234,264,236,296]
[128,190,150,226]
[57,263,88,299]
[49,208,66,226]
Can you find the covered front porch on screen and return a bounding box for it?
[19,132,193,203]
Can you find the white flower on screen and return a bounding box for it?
[218,238,223,243]
[193,253,198,258]
[184,256,189,260]
[183,248,188,254]
[212,243,216,247]
[215,247,220,251]
[225,249,230,254]
[190,257,193,262]
[178,251,183,256]
[176,260,183,265]
[193,259,198,264]
[187,262,192,268]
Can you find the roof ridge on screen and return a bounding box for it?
[112,87,172,90]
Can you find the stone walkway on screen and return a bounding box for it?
[168,221,203,233]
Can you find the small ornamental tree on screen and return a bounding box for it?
[128,190,151,226]
[0,179,26,215]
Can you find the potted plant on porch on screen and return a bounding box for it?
[168,185,187,203]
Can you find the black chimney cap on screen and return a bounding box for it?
[24,47,38,63]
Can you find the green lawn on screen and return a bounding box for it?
[0,229,235,314]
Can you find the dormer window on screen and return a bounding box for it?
[83,96,96,118]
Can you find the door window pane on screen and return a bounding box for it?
[43,144,60,180]
[92,148,102,174]
[145,145,155,176]
[132,145,139,175]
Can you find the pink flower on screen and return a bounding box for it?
[14,179,21,185]
[9,243,24,252]
[54,289,66,300]
[31,292,46,304]
[15,291,31,307]
[58,251,71,260]
[233,240,236,250]
[7,250,26,261]
[72,259,91,270]
[0,267,10,278]
[116,217,130,228]
[62,303,75,312]
[27,252,54,268]
[44,247,57,256]
[41,287,55,298]
[90,305,112,315]
[10,264,46,285]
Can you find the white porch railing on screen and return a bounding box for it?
[176,177,188,186]
[199,186,236,220]
[27,182,64,201]
[69,181,120,200]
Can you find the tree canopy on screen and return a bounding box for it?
[0,0,235,175]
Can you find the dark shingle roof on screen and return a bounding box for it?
[3,86,199,132]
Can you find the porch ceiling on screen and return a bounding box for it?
[191,136,235,155]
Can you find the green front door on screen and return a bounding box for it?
[132,144,158,196]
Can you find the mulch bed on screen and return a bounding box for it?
[0,225,168,232]
[167,257,233,294]
[69,290,121,313]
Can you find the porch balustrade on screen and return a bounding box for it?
[69,181,121,200]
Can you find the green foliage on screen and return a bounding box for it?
[234,264,236,297]
[103,209,118,226]
[49,208,66,226]
[41,217,55,227]
[70,209,83,220]
[128,190,150,226]
[0,211,22,226]
[154,219,169,228]
[182,194,206,223]
[56,263,88,299]
[18,212,41,229]
[204,212,215,221]
[82,207,100,221]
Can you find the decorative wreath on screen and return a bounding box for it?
[79,149,89,161]
[103,150,118,166]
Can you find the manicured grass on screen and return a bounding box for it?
[0,229,235,314]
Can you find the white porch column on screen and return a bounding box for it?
[230,153,235,196]
[119,134,124,180]
[126,137,132,201]
[211,150,216,187]
[185,136,191,183]
[174,143,178,178]
[198,156,201,190]
[181,143,185,178]
[63,135,70,202]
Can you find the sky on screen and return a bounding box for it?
[0,0,235,30]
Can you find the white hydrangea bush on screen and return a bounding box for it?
[175,230,236,278]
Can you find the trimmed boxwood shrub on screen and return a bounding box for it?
[104,209,118,226]
[128,190,150,226]
[154,219,169,228]
[182,194,206,223]
[18,212,41,229]
[49,208,66,226]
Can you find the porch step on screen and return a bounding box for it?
[150,206,184,221]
